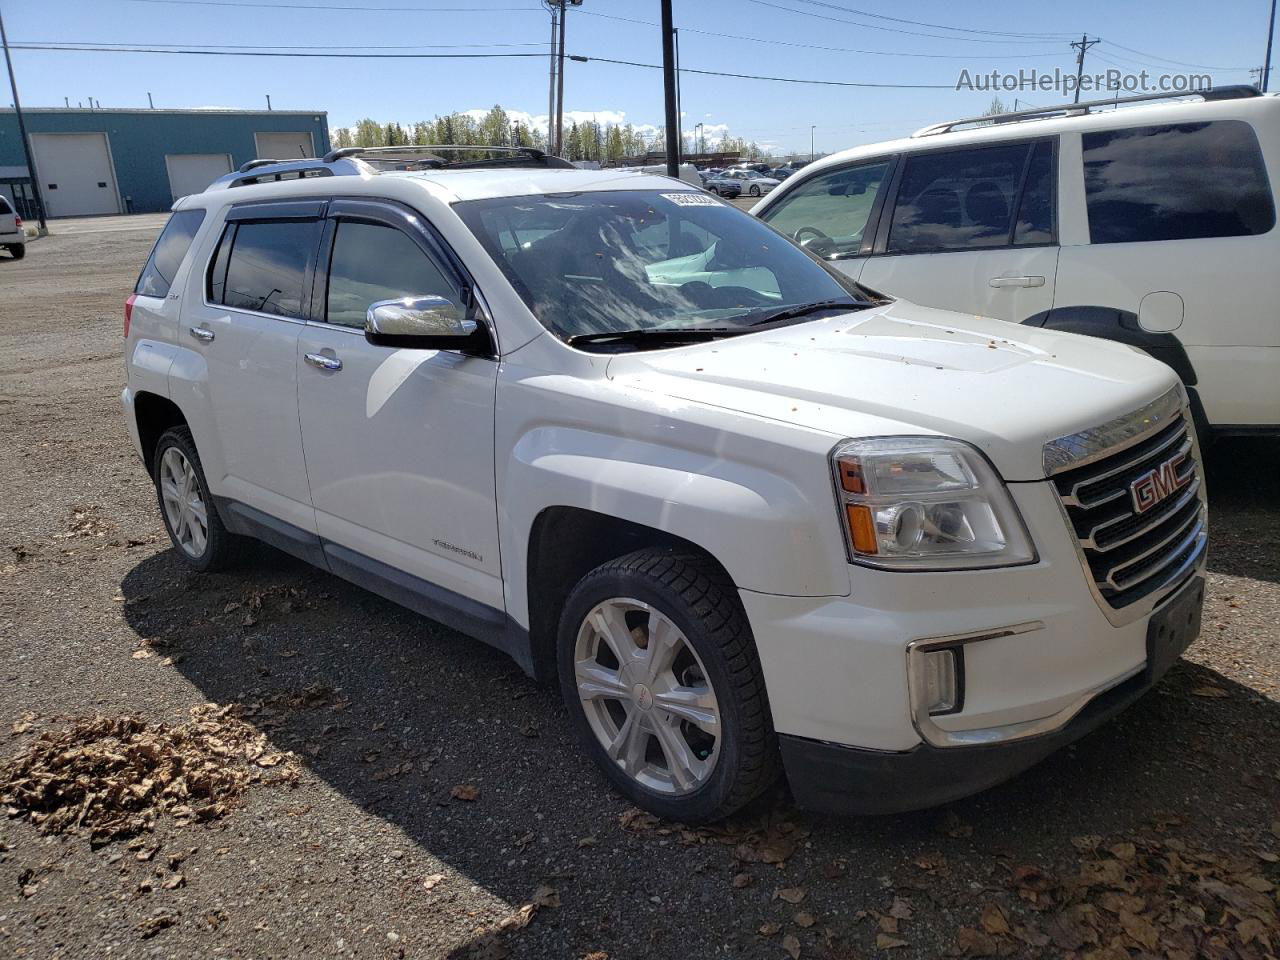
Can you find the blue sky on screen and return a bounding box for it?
[3,0,1273,155]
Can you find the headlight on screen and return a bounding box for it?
[830,437,1036,570]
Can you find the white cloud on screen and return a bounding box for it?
[684,122,729,141]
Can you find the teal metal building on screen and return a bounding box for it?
[0,107,330,218]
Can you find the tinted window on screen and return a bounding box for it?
[1014,141,1055,245]
[325,221,455,328]
[761,160,891,258]
[0,196,11,215]
[888,143,1036,253]
[220,219,320,318]
[456,190,870,341]
[135,209,206,298]
[1083,120,1275,244]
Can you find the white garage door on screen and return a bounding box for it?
[30,133,120,218]
[165,153,233,201]
[254,131,314,161]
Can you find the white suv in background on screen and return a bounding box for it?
[754,86,1280,439]
[123,146,1206,822]
[0,195,25,260]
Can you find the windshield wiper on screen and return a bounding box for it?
[566,327,744,347]
[744,297,868,327]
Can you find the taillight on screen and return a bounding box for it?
[13,216,21,228]
[124,293,137,338]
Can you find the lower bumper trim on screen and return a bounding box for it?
[781,577,1202,815]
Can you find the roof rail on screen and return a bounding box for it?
[205,143,576,193]
[912,84,1262,137]
[321,143,558,164]
[207,157,367,191]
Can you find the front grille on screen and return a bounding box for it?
[1051,411,1205,610]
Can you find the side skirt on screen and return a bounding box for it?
[213,497,534,675]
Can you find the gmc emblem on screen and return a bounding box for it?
[1130,452,1189,514]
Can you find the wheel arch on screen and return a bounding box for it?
[524,506,735,682]
[133,391,190,475]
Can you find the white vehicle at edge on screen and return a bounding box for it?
[122,145,1207,822]
[0,194,25,260]
[752,86,1280,438]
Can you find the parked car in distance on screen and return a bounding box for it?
[123,145,1206,823]
[710,169,780,197]
[770,167,793,180]
[753,86,1280,438]
[0,195,25,259]
[702,172,743,198]
[729,162,774,175]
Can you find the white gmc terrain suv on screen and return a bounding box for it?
[122,146,1207,822]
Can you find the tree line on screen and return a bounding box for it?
[331,105,769,163]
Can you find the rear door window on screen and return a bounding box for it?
[886,141,1053,253]
[215,219,322,319]
[0,196,12,215]
[1082,120,1275,243]
[134,208,206,298]
[760,160,892,258]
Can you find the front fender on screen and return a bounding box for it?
[496,390,853,631]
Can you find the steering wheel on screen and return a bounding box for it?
[793,225,837,257]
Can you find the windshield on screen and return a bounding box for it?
[455,189,871,344]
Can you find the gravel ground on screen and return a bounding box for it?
[1,216,1278,960]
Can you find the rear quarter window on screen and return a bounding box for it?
[135,208,207,298]
[0,196,12,215]
[1082,120,1275,244]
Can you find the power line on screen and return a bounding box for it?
[112,0,543,11]
[746,0,1078,45]
[1088,47,1249,75]
[7,43,549,58]
[1100,39,1249,72]
[575,11,1069,61]
[780,0,1078,40]
[10,39,960,87]
[13,39,547,49]
[570,54,956,89]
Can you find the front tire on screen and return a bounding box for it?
[557,549,780,822]
[152,427,239,572]
[749,185,761,197]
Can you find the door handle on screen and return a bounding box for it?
[188,326,214,342]
[304,352,343,371]
[989,276,1046,288]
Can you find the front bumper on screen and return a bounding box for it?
[779,574,1204,815]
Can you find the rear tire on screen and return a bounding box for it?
[7,244,23,260]
[152,426,240,572]
[557,549,780,822]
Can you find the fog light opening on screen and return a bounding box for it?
[922,648,961,716]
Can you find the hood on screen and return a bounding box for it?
[605,299,1180,481]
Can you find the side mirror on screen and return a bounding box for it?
[364,296,488,353]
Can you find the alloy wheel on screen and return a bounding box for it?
[159,446,209,558]
[573,597,721,795]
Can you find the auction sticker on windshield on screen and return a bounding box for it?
[662,193,722,207]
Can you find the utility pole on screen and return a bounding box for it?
[673,27,683,156]
[1070,34,1099,104]
[1264,0,1277,92]
[544,1,558,150]
[147,91,154,109]
[0,7,46,232]
[660,0,680,176]
[265,93,272,110]
[694,121,704,155]
[554,1,567,155]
